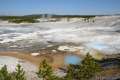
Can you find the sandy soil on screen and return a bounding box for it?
[0,51,68,68]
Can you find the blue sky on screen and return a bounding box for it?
[0,0,120,15]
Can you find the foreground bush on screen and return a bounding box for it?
[14,64,26,80]
[36,59,62,80]
[0,65,13,80]
[76,53,102,80]
[0,64,26,80]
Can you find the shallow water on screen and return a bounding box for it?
[0,56,19,71]
[0,56,37,71]
[0,56,38,79]
[85,42,117,54]
[65,55,81,64]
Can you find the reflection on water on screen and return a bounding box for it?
[65,55,81,64]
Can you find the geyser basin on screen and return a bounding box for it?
[64,55,81,64]
[0,16,120,53]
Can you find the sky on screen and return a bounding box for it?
[0,0,120,15]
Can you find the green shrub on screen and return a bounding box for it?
[0,65,13,80]
[14,64,26,80]
[76,53,102,80]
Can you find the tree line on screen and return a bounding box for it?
[0,15,96,23]
[0,16,39,23]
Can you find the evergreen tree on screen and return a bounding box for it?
[14,64,26,80]
[48,75,63,80]
[0,65,12,80]
[77,53,102,80]
[36,59,54,80]
[65,64,74,80]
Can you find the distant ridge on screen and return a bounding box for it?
[1,13,120,18]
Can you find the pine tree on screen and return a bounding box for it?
[77,53,102,80]
[14,64,26,80]
[36,59,53,80]
[0,65,13,80]
[65,64,74,80]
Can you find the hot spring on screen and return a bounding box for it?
[64,55,81,65]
